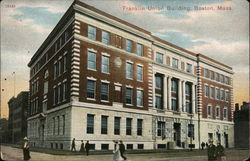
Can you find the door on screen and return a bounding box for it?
[174,123,181,147]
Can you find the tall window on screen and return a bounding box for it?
[155,75,162,89]
[87,114,94,134]
[101,116,108,134]
[125,87,132,105]
[137,119,143,136]
[87,80,95,99]
[225,77,229,85]
[102,30,110,44]
[207,105,212,118]
[101,83,109,101]
[63,54,67,73]
[220,74,224,83]
[102,55,109,73]
[223,107,228,120]
[137,65,143,81]
[225,91,229,102]
[185,84,191,96]
[87,51,96,70]
[126,62,133,79]
[126,118,132,135]
[172,58,178,69]
[88,25,96,40]
[215,106,220,119]
[186,63,192,73]
[126,39,133,52]
[156,52,163,64]
[137,43,143,56]
[114,117,120,135]
[44,81,48,94]
[220,89,225,101]
[58,84,62,103]
[204,69,209,78]
[157,121,165,136]
[57,116,60,135]
[204,85,209,97]
[171,98,177,111]
[136,90,143,107]
[171,79,178,93]
[62,81,67,101]
[215,88,219,100]
[215,73,219,81]
[210,71,213,80]
[62,115,65,135]
[210,87,214,98]
[155,95,163,109]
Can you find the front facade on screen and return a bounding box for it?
[27,1,234,150]
[8,91,29,143]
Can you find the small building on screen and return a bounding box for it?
[8,91,29,143]
[234,102,249,149]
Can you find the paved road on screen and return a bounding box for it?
[1,145,249,161]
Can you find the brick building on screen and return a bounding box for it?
[8,91,29,143]
[27,1,234,150]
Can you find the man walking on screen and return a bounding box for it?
[71,138,76,152]
[207,139,216,161]
[201,142,205,150]
[85,140,90,156]
[119,140,127,160]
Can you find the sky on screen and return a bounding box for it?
[0,0,249,118]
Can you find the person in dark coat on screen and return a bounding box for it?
[22,137,31,161]
[216,142,226,161]
[71,138,76,152]
[201,142,205,150]
[79,140,85,152]
[85,140,90,156]
[207,139,216,161]
[119,140,127,160]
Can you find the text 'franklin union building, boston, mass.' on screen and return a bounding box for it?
[27,0,234,151]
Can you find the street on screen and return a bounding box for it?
[1,145,249,161]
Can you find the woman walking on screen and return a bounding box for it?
[22,137,31,161]
[113,140,123,161]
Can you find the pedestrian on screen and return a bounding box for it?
[85,140,90,156]
[119,140,127,160]
[201,142,205,150]
[71,138,76,152]
[216,141,227,161]
[113,140,123,161]
[207,139,216,161]
[22,137,31,161]
[79,140,85,152]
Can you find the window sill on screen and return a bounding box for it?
[87,98,96,101]
[101,72,110,75]
[87,68,97,72]
[101,100,109,103]
[126,104,133,106]
[137,105,143,108]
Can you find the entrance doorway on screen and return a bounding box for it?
[173,123,181,147]
[224,133,229,148]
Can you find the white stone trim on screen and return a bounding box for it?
[87,76,97,81]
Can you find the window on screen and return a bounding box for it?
[57,84,62,103]
[204,69,209,78]
[156,52,163,64]
[185,84,191,96]
[155,75,162,89]
[63,54,67,73]
[186,63,192,73]
[88,25,96,40]
[207,105,212,118]
[220,75,224,83]
[155,95,163,109]
[44,81,48,94]
[53,86,57,105]
[55,43,58,52]
[137,43,143,56]
[220,89,225,101]
[125,87,133,105]
[126,118,132,135]
[171,79,178,93]
[157,121,165,136]
[65,31,69,42]
[204,85,209,97]
[127,144,133,150]
[53,117,55,135]
[136,90,143,107]
[101,83,109,101]
[87,80,95,99]
[62,81,67,101]
[101,55,109,73]
[225,91,229,102]
[126,39,133,52]
[171,98,177,111]
[210,87,214,98]
[54,61,58,78]
[57,116,60,135]
[215,88,220,100]
[62,115,65,135]
[137,119,143,136]
[225,77,229,85]
[87,114,94,134]
[137,65,143,81]
[126,62,133,79]
[44,70,49,79]
[210,71,213,80]
[138,144,144,149]
[102,30,110,44]
[114,117,120,135]
[172,58,178,69]
[186,101,192,113]
[215,73,219,81]
[215,106,220,119]
[101,144,109,150]
[101,116,108,134]
[188,124,194,139]
[223,107,228,120]
[87,51,96,70]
